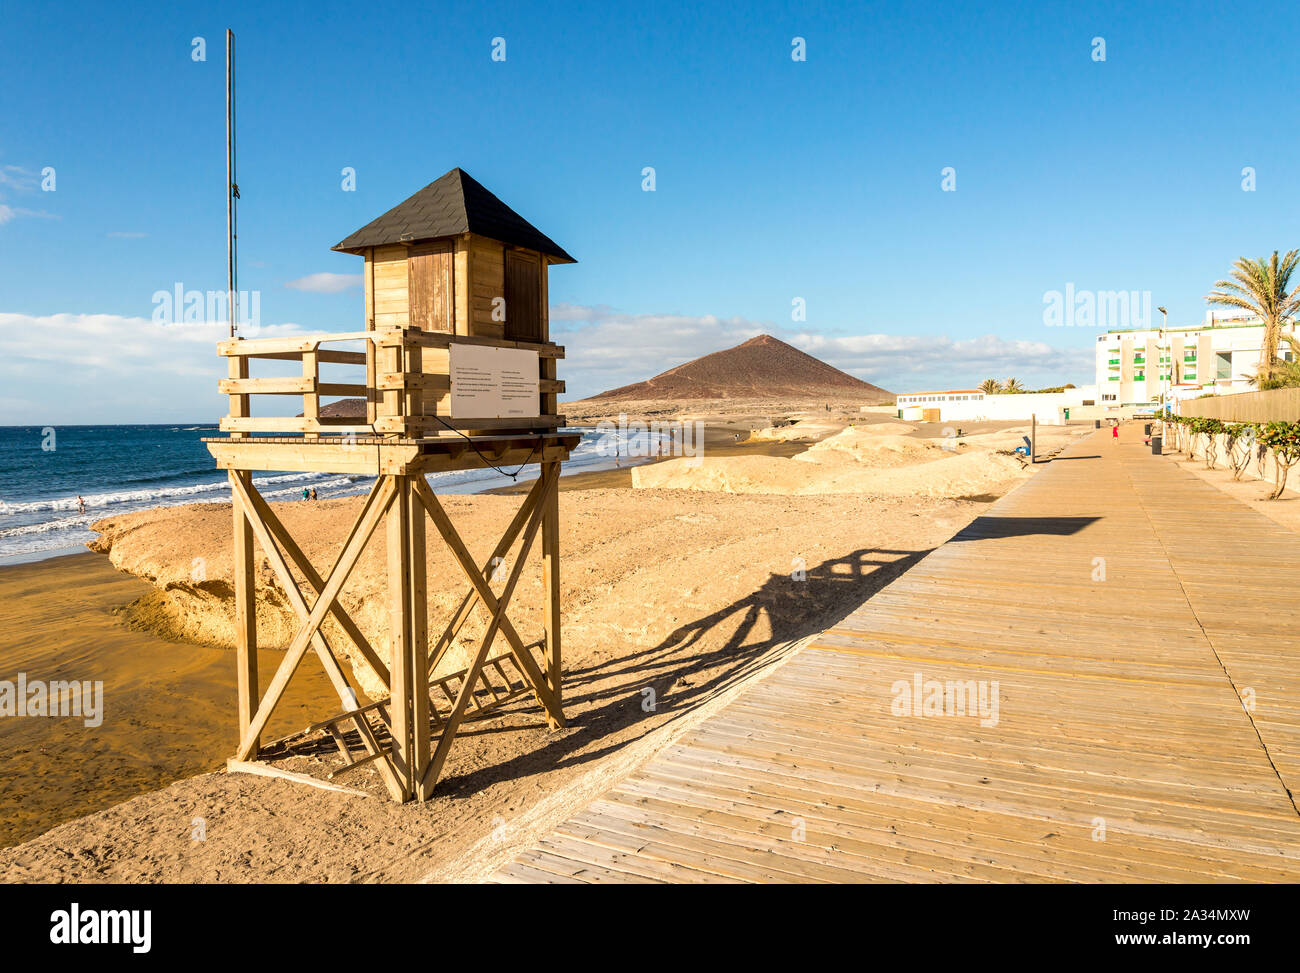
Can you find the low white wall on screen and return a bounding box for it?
[1162,424,1289,494]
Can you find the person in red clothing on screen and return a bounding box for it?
[1111,420,1120,443]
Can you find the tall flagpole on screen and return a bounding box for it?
[226,29,237,339]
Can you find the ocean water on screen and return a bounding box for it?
[0,424,655,563]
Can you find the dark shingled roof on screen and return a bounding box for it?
[332,168,575,262]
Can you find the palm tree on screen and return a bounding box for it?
[1268,327,1300,389]
[978,378,1001,394]
[1205,250,1300,384]
[1003,378,1025,393]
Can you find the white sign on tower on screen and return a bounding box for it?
[448,344,541,420]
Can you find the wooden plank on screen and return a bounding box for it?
[218,378,368,397]
[219,417,377,435]
[207,440,413,476]
[373,330,563,358]
[230,470,258,752]
[218,333,374,356]
[226,343,250,440]
[226,349,367,365]
[227,759,369,798]
[374,415,565,434]
[407,478,432,800]
[487,431,1300,883]
[387,475,414,799]
[541,460,562,724]
[366,248,377,424]
[301,350,319,441]
[219,376,313,394]
[375,373,452,392]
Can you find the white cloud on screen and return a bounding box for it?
[0,312,312,424]
[791,331,1095,391]
[0,304,1096,423]
[0,165,56,225]
[0,166,37,192]
[285,272,363,294]
[0,204,57,225]
[550,305,1095,399]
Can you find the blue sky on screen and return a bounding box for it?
[1,0,1298,421]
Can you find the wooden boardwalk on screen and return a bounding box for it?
[489,432,1300,882]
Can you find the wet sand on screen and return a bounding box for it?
[0,553,332,848]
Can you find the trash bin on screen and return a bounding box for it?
[1151,436,1162,455]
[1144,423,1152,436]
[1094,419,1101,429]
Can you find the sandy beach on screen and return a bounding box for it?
[0,553,335,848]
[0,412,1091,880]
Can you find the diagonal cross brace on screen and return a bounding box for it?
[419,471,554,794]
[233,476,398,765]
[426,474,545,675]
[229,475,405,799]
[240,477,392,691]
[413,476,565,731]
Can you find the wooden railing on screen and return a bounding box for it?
[1177,387,1300,423]
[217,329,566,439]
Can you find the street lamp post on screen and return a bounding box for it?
[1157,306,1168,414]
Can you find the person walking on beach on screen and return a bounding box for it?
[77,495,85,515]
[302,487,310,500]
[310,488,318,501]
[1111,420,1120,444]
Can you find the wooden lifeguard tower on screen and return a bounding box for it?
[206,168,578,802]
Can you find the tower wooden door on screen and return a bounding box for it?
[504,250,541,341]
[408,241,454,333]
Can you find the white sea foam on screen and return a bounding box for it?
[0,427,635,561]
[0,470,340,514]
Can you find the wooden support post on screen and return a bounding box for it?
[386,474,415,799]
[302,349,319,440]
[231,469,259,753]
[365,249,377,425]
[381,339,403,435]
[227,351,250,441]
[407,477,432,800]
[541,460,562,727]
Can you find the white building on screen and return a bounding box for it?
[1095,311,1296,408]
[895,387,1100,425]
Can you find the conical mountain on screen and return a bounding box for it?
[588,334,892,400]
